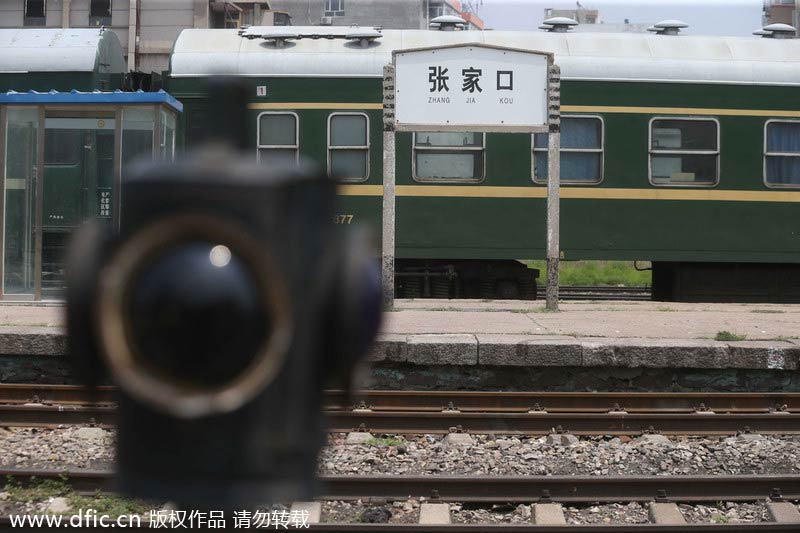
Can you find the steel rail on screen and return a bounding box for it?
[0,384,116,405]
[308,526,800,532]
[326,411,800,436]
[3,385,798,413]
[326,391,800,413]
[3,469,800,504]
[3,405,800,435]
[3,386,800,434]
[0,518,796,532]
[537,286,651,301]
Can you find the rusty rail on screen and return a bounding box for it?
[0,518,796,531]
[3,385,800,435]
[3,385,799,413]
[3,468,800,504]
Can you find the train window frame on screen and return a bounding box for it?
[411,132,486,183]
[648,116,720,188]
[763,119,800,189]
[256,111,299,165]
[531,115,604,185]
[327,112,370,183]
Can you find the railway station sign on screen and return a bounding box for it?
[393,43,552,132]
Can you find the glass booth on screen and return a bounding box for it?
[0,91,182,300]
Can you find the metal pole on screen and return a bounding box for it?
[382,65,396,311]
[545,64,561,311]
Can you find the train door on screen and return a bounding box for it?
[41,116,114,298]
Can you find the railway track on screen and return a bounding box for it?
[0,519,795,532]
[2,468,800,503]
[2,385,799,435]
[1,469,799,531]
[537,285,651,301]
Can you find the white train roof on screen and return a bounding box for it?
[0,28,125,74]
[171,28,800,86]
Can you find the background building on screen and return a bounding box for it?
[0,0,483,73]
[763,0,799,32]
[544,5,651,33]
[269,0,484,30]
[0,0,291,73]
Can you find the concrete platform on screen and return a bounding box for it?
[1,301,800,387]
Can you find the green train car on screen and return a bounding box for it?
[167,27,800,302]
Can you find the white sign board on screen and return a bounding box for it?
[393,43,551,133]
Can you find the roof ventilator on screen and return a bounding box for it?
[345,29,383,47]
[239,28,302,48]
[758,23,796,39]
[430,15,467,31]
[239,25,383,48]
[540,17,578,32]
[647,20,688,36]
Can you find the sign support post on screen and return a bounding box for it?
[545,65,561,311]
[384,43,556,309]
[382,64,396,311]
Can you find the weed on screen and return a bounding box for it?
[715,331,747,342]
[656,306,676,312]
[751,309,785,314]
[3,477,150,517]
[524,260,651,287]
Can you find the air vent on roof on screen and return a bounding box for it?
[541,17,578,32]
[238,27,300,47]
[345,29,382,47]
[239,26,384,49]
[762,23,796,39]
[650,19,688,36]
[430,15,467,31]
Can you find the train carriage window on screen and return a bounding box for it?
[413,132,485,182]
[257,112,299,166]
[44,129,82,165]
[764,121,800,187]
[533,116,603,184]
[649,118,718,186]
[328,113,369,182]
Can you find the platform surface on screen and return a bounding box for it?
[1,300,799,370]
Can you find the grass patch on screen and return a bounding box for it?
[524,260,651,287]
[715,331,747,342]
[4,476,150,517]
[751,309,785,314]
[365,437,405,447]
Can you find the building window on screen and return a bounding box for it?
[533,116,603,184]
[328,113,369,181]
[324,0,345,17]
[764,120,800,187]
[89,0,112,25]
[257,112,299,166]
[429,3,445,19]
[413,132,485,182]
[649,118,719,186]
[24,0,46,26]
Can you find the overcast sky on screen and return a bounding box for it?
[478,0,765,35]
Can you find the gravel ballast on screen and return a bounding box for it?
[3,428,800,478]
